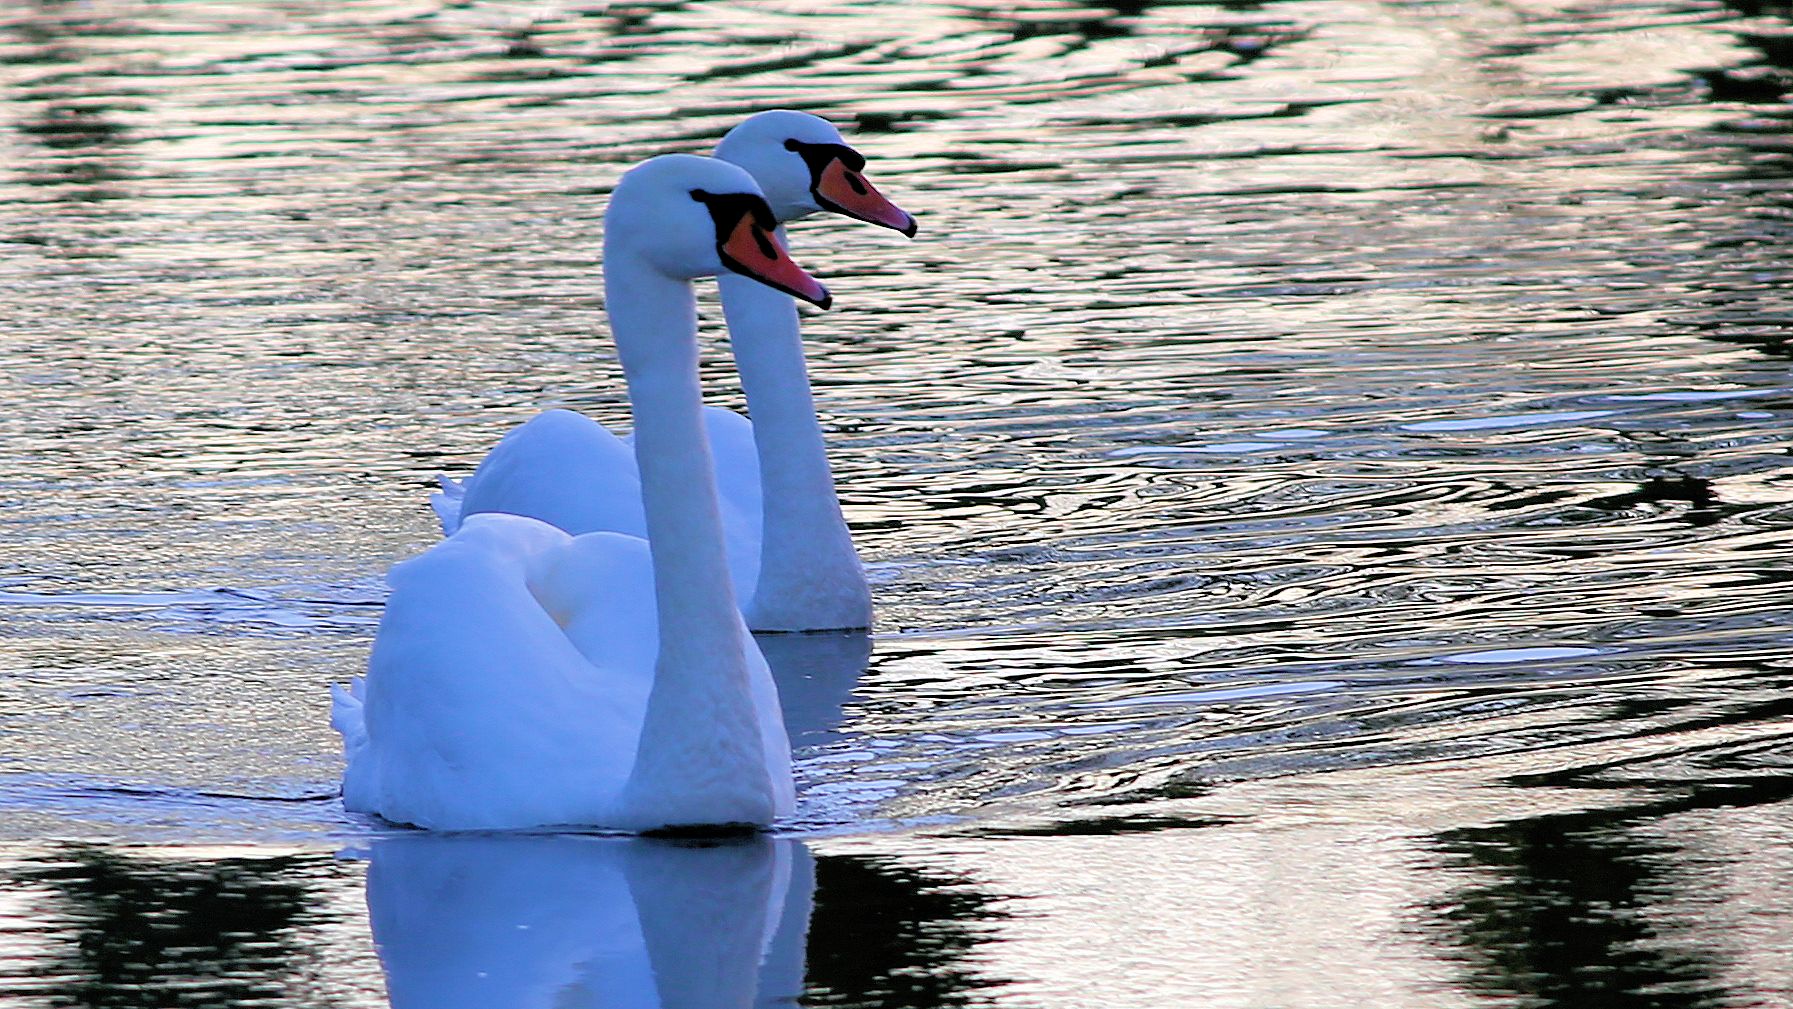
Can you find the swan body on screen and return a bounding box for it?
[335,514,790,830]
[434,111,914,631]
[338,154,826,831]
[437,406,765,596]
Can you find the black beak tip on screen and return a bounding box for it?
[899,214,918,239]
[812,286,833,311]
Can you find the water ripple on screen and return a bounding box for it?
[0,0,1788,862]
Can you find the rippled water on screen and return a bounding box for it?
[3,0,1793,1005]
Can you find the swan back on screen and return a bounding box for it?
[353,515,640,829]
[457,409,648,539]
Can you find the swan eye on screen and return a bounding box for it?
[786,140,860,176]
[689,188,783,253]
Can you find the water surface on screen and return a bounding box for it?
[2,0,1792,1005]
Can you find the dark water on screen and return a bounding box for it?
[2,0,1793,1005]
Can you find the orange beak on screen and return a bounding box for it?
[720,216,832,309]
[816,158,917,237]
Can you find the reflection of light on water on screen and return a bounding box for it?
[1401,409,1621,433]
[0,587,380,631]
[0,880,62,990]
[1604,389,1781,402]
[1109,440,1291,456]
[0,0,1791,1002]
[918,826,1465,1008]
[893,732,1793,1008]
[0,844,356,1006]
[1411,646,1607,665]
[1080,678,1347,708]
[1647,802,1793,999]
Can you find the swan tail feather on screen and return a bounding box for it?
[331,675,368,752]
[430,476,466,535]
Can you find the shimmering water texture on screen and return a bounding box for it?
[2,0,1793,1005]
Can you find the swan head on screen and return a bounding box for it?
[606,154,831,308]
[715,110,917,237]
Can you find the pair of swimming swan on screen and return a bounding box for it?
[334,112,914,833]
[428,111,913,633]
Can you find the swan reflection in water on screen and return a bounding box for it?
[367,832,815,1009]
[758,630,871,749]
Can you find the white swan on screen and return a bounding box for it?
[334,155,833,832]
[432,110,915,632]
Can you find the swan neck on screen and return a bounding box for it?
[607,259,741,665]
[718,269,869,630]
[719,273,835,491]
[604,252,774,827]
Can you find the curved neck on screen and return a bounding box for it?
[605,252,775,828]
[718,269,869,630]
[718,272,840,516]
